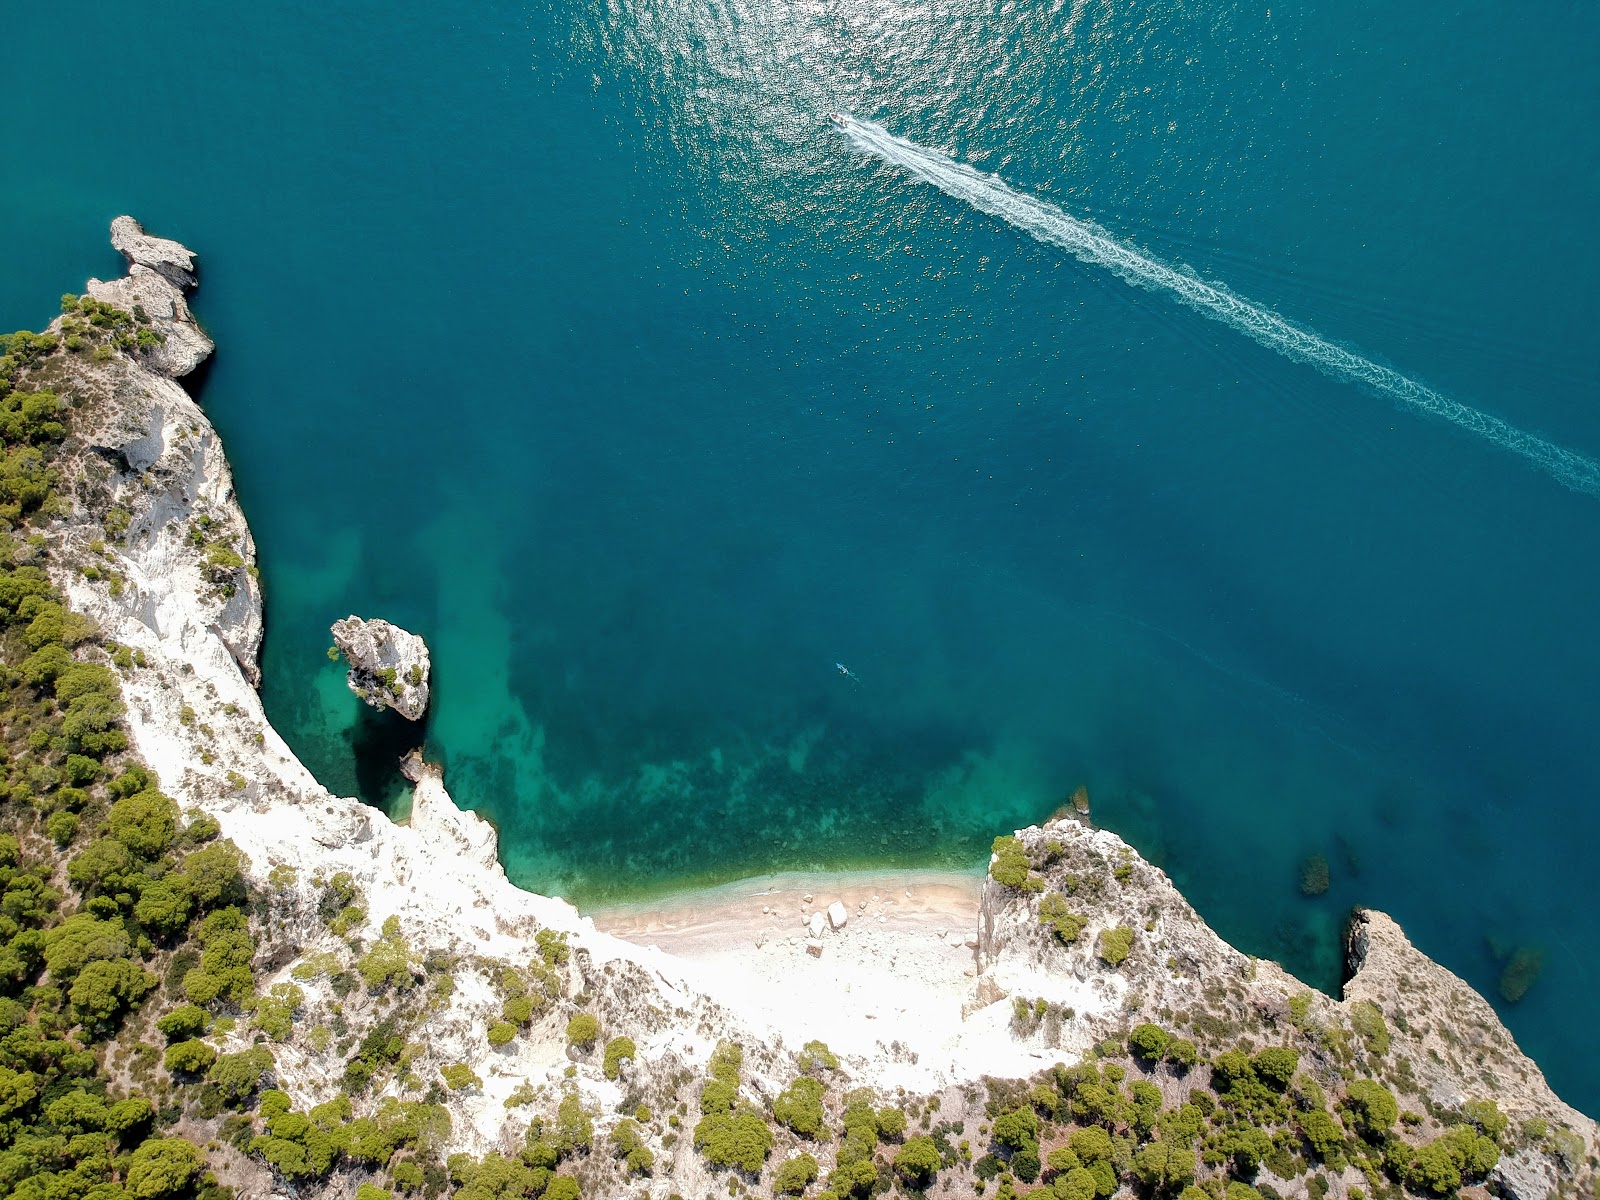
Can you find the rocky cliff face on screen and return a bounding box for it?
[33,219,1598,1200]
[975,819,1597,1198]
[331,615,432,720]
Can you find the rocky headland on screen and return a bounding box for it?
[1,220,1593,1200]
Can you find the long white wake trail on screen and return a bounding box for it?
[840,117,1600,496]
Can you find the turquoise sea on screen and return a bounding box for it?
[5,1,1598,1111]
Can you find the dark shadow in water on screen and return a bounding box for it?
[350,703,427,817]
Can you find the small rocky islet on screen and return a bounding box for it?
[0,221,1593,1200]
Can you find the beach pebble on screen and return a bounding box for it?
[828,901,849,930]
[808,911,826,939]
[803,894,814,904]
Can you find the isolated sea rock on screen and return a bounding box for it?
[331,615,431,720]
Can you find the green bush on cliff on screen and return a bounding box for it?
[1039,892,1087,944]
[602,1035,636,1079]
[693,1110,774,1173]
[990,835,1043,891]
[565,1012,600,1049]
[775,1152,820,1194]
[774,1075,827,1137]
[1096,925,1134,967]
[1349,999,1390,1055]
[1343,1080,1399,1135]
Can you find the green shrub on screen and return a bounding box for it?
[774,1075,826,1137]
[1349,1000,1390,1055]
[1096,925,1134,967]
[1012,1148,1041,1182]
[602,1035,636,1079]
[488,1021,518,1046]
[441,1063,481,1091]
[357,916,415,990]
[610,1118,655,1173]
[565,1012,600,1049]
[990,836,1042,891]
[163,1038,217,1075]
[693,1110,774,1172]
[1038,893,1087,943]
[1128,1023,1170,1061]
[799,1039,839,1073]
[1343,1080,1398,1136]
[1462,1098,1508,1141]
[776,1151,821,1194]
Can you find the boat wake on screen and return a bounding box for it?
[834,114,1600,496]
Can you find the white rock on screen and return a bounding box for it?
[828,901,849,930]
[809,911,826,939]
[331,615,432,720]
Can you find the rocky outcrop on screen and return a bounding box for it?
[89,215,213,377]
[50,217,261,686]
[331,615,431,720]
[976,819,1598,1199]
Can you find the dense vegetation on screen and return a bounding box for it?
[680,1027,1533,1200]
[0,316,239,1200]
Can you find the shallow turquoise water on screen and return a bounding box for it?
[4,1,1598,1111]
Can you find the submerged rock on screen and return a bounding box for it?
[331,616,431,720]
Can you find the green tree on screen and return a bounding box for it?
[164,1038,217,1075]
[69,956,155,1027]
[774,1076,826,1137]
[993,1105,1039,1151]
[1300,1108,1344,1160]
[602,1035,636,1080]
[1096,925,1134,967]
[107,789,180,859]
[693,1110,774,1172]
[1128,1023,1171,1061]
[134,873,194,936]
[565,1012,600,1049]
[156,1005,211,1041]
[775,1151,820,1194]
[895,1135,941,1187]
[1132,1140,1195,1192]
[125,1137,202,1198]
[1343,1080,1398,1136]
[1057,1167,1099,1200]
[1251,1047,1299,1089]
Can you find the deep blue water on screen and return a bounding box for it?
[5,0,1598,1113]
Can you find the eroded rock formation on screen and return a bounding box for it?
[331,615,431,720]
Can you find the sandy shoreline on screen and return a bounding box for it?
[588,867,986,956]
[587,868,1023,1083]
